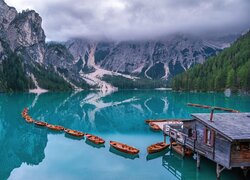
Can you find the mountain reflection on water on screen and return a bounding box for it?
[0,90,249,180]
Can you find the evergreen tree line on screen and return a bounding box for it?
[0,53,31,92]
[30,62,72,91]
[0,52,73,92]
[172,31,250,92]
[102,75,169,89]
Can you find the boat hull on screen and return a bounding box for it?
[172,144,193,156]
[86,134,105,144]
[110,141,139,155]
[64,129,84,137]
[149,122,161,131]
[24,116,33,123]
[147,142,170,154]
[46,124,64,131]
[34,121,47,126]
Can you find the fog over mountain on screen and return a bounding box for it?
[1,0,249,92]
[6,0,250,41]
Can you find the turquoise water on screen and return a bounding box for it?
[0,90,250,180]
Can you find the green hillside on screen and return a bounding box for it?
[172,31,250,92]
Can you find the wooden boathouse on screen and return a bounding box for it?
[161,112,250,179]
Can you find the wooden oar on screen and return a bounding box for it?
[187,103,239,113]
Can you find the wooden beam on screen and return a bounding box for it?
[187,103,239,113]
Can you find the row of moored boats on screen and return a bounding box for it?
[22,108,105,145]
[22,108,173,155]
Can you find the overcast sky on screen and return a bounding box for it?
[5,0,250,41]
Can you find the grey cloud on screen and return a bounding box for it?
[6,0,250,41]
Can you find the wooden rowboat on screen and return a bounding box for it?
[172,144,193,156]
[46,124,64,131]
[171,142,177,146]
[64,129,84,137]
[172,144,184,156]
[24,116,33,123]
[22,112,27,115]
[110,141,139,155]
[185,148,193,156]
[149,122,161,131]
[34,120,47,126]
[22,112,28,115]
[22,109,28,115]
[22,113,28,118]
[22,110,28,114]
[24,115,31,120]
[86,134,105,144]
[24,114,30,118]
[22,108,28,113]
[147,142,170,154]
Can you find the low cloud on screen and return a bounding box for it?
[6,0,250,41]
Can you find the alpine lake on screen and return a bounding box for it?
[1,90,250,180]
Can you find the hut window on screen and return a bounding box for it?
[188,129,193,137]
[204,128,214,146]
[188,129,196,140]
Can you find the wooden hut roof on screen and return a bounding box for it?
[191,113,250,141]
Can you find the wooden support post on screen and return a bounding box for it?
[196,153,200,169]
[170,137,173,150]
[216,163,221,180]
[242,167,249,177]
[216,163,226,180]
[243,169,248,177]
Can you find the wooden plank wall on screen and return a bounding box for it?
[231,142,250,167]
[214,134,231,168]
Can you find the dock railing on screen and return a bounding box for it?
[163,124,198,157]
[163,124,188,145]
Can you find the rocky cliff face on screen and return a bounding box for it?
[0,0,17,35]
[1,1,46,63]
[7,10,46,63]
[64,35,222,81]
[96,35,219,79]
[0,0,73,92]
[0,0,17,61]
